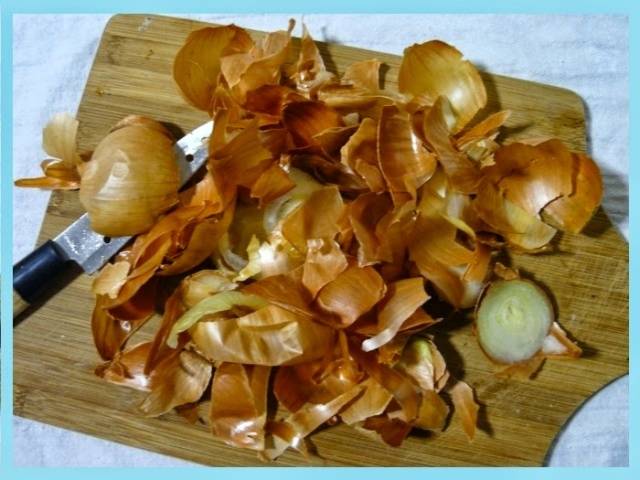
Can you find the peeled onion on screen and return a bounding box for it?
[79,116,180,236]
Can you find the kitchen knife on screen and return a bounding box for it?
[13,120,214,320]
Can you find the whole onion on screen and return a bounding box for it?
[79,116,180,236]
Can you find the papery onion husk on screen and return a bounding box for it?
[191,304,335,366]
[456,110,510,146]
[220,20,294,103]
[79,116,180,236]
[167,291,267,348]
[92,278,158,360]
[423,97,481,193]
[261,385,364,460]
[292,24,336,94]
[244,84,306,120]
[340,377,393,425]
[316,265,387,327]
[399,40,486,132]
[250,163,296,207]
[173,25,253,112]
[181,270,238,309]
[282,100,345,148]
[341,117,386,193]
[274,352,362,413]
[139,349,212,417]
[210,120,275,190]
[263,168,324,234]
[15,112,83,189]
[281,185,345,253]
[145,287,186,374]
[91,260,131,299]
[378,105,437,203]
[342,59,382,92]
[488,140,574,217]
[210,362,271,450]
[242,268,315,318]
[395,336,442,392]
[448,380,479,440]
[473,180,557,251]
[414,390,449,431]
[159,206,235,276]
[95,342,153,391]
[362,278,429,352]
[544,152,603,233]
[362,415,413,447]
[302,238,348,298]
[349,343,421,422]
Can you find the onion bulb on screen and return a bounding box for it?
[79,116,179,236]
[475,279,553,364]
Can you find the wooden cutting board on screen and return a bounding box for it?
[14,14,628,466]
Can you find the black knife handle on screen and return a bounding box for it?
[14,240,69,317]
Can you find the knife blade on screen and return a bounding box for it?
[13,120,213,319]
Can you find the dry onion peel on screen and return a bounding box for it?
[167,291,267,348]
[14,112,82,190]
[18,19,604,461]
[399,40,487,133]
[173,25,253,111]
[210,363,271,450]
[191,304,335,366]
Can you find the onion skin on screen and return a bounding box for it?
[79,118,179,236]
[81,22,603,459]
[399,40,487,132]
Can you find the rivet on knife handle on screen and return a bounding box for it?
[13,239,69,320]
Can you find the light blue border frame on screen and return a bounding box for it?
[1,1,636,478]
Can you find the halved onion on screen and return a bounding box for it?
[476,278,553,364]
[476,277,581,365]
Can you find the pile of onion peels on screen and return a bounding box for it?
[17,20,603,460]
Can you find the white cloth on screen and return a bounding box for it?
[12,13,628,467]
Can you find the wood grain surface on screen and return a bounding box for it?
[13,14,628,466]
